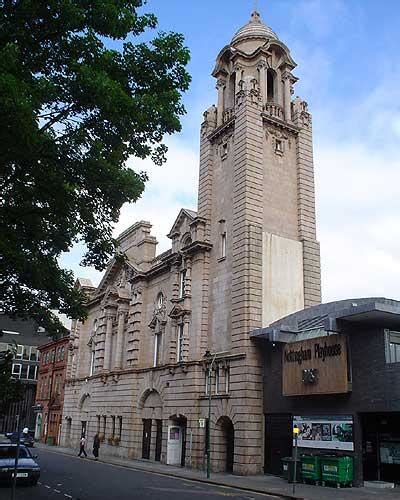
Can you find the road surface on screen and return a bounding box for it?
[2,447,279,500]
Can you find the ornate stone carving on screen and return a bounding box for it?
[299,102,312,128]
[266,126,289,156]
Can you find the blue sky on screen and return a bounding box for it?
[61,0,400,306]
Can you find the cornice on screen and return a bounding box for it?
[262,112,300,134]
[66,353,248,385]
[207,118,235,143]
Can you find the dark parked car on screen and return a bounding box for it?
[0,444,40,485]
[6,431,35,447]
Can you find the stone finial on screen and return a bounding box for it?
[250,10,261,24]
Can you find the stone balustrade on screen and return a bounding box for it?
[264,102,284,120]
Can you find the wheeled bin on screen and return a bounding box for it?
[282,457,301,483]
[320,455,353,488]
[300,454,321,485]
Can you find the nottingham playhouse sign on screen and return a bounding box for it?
[282,334,349,396]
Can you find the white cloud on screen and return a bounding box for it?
[315,136,400,303]
[117,136,198,250]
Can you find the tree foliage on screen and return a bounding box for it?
[0,0,191,334]
[0,347,24,416]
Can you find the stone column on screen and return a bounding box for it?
[114,310,126,370]
[258,62,266,104]
[283,73,292,122]
[216,78,226,127]
[103,312,114,372]
[126,287,143,367]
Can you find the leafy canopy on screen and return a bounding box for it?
[0,0,191,335]
[0,346,24,416]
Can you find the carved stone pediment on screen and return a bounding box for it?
[168,304,191,319]
[148,311,167,330]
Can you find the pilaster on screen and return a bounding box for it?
[231,87,264,352]
[293,98,322,307]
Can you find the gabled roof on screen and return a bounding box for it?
[167,208,197,239]
[95,258,140,297]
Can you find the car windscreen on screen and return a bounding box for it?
[0,447,29,459]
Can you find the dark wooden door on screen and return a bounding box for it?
[180,423,187,467]
[226,421,234,473]
[264,414,292,475]
[142,419,152,459]
[155,420,162,462]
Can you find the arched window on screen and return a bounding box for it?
[267,69,276,102]
[181,233,192,249]
[156,292,164,309]
[228,72,236,108]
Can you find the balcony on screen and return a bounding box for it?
[264,102,284,120]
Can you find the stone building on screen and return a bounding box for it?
[61,10,321,474]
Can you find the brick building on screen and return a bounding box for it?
[35,336,69,445]
[61,10,321,474]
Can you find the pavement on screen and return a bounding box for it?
[30,442,400,500]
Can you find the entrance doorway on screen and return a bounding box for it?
[81,421,87,438]
[167,415,187,466]
[155,419,162,462]
[142,419,152,459]
[361,413,400,483]
[264,414,292,475]
[215,416,235,473]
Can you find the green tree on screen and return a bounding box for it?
[0,347,24,417]
[0,1,191,335]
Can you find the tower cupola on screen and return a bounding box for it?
[231,11,278,49]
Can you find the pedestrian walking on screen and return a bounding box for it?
[93,433,100,461]
[78,435,87,457]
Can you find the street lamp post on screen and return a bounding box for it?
[204,350,216,479]
[292,424,299,496]
[11,414,20,500]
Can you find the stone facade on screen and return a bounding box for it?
[61,10,321,475]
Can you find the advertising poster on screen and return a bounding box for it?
[293,415,354,451]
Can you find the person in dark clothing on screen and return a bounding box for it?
[78,435,87,457]
[93,433,100,460]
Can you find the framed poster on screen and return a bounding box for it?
[293,415,354,451]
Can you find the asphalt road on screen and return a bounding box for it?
[2,448,278,500]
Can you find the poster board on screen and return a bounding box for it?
[293,415,354,451]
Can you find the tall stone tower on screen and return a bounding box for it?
[198,11,321,473]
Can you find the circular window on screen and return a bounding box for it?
[157,293,164,309]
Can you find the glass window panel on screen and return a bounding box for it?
[16,345,23,358]
[30,347,37,361]
[22,346,29,360]
[12,364,21,377]
[20,364,28,379]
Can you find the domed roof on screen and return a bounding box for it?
[231,11,278,46]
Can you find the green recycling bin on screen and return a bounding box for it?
[281,457,301,483]
[46,436,55,446]
[320,455,353,488]
[300,454,321,484]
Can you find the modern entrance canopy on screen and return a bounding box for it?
[251,297,400,344]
